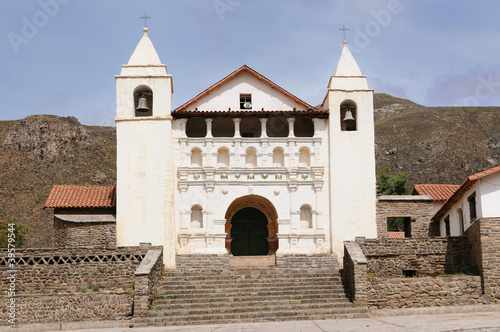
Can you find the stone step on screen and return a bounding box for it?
[159,285,346,297]
[134,307,368,326]
[155,291,350,304]
[149,302,356,317]
[164,268,341,275]
[162,277,342,287]
[152,298,351,310]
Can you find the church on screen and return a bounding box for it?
[48,27,378,269]
[113,27,377,268]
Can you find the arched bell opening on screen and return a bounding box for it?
[224,195,279,256]
[340,100,357,131]
[134,85,153,117]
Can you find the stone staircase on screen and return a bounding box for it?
[132,254,368,327]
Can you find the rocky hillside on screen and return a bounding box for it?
[0,94,499,247]
[0,115,116,247]
[374,94,500,185]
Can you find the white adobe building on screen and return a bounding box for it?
[432,165,500,237]
[115,28,377,268]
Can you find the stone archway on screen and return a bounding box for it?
[224,195,279,255]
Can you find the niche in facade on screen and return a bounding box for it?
[186,117,207,137]
[300,205,313,228]
[240,117,261,137]
[267,115,288,137]
[190,148,202,167]
[340,101,357,131]
[217,147,230,167]
[294,117,314,137]
[190,205,203,228]
[272,147,284,167]
[298,147,310,167]
[245,148,257,167]
[213,118,235,137]
[134,85,153,117]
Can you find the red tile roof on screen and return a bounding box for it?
[432,165,500,221]
[413,184,460,202]
[172,65,319,116]
[387,232,405,239]
[44,185,116,209]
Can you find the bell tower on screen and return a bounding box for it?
[324,40,377,256]
[115,27,176,268]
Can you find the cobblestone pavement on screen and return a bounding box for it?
[3,307,500,332]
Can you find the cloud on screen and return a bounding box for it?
[428,67,500,107]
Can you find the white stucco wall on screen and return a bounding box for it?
[479,172,500,218]
[186,71,306,111]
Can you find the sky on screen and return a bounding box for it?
[1,1,499,126]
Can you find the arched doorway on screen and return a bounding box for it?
[225,195,279,255]
[230,207,268,256]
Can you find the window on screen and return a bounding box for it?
[300,205,313,228]
[444,216,451,237]
[458,208,464,235]
[240,94,252,110]
[387,217,411,238]
[212,118,235,137]
[240,117,261,137]
[340,101,357,131]
[272,147,284,167]
[133,85,153,117]
[190,148,202,167]
[190,205,203,229]
[217,148,230,167]
[186,117,207,137]
[245,148,257,167]
[468,192,477,221]
[294,117,314,137]
[298,147,310,167]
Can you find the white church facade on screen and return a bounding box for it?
[115,28,377,268]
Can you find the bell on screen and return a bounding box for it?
[343,110,355,122]
[136,96,149,112]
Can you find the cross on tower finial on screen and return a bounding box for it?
[141,13,151,28]
[339,25,350,42]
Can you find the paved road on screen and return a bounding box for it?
[55,310,500,332]
[4,307,500,332]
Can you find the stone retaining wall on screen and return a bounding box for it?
[0,247,152,292]
[367,276,483,309]
[0,245,164,326]
[133,249,164,317]
[342,241,368,307]
[1,292,132,325]
[474,218,500,301]
[358,237,472,278]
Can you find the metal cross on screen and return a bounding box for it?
[339,25,350,41]
[141,13,151,28]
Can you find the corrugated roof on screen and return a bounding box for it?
[387,232,405,239]
[172,65,319,116]
[413,184,460,202]
[432,165,500,221]
[44,185,116,209]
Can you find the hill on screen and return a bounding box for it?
[1,94,499,246]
